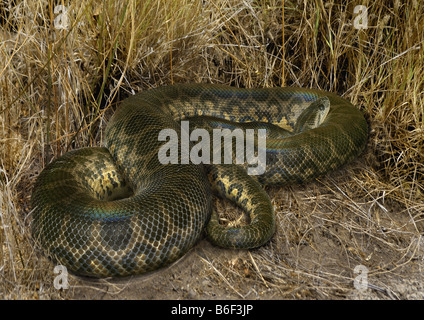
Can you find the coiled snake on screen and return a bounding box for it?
[31,84,368,277]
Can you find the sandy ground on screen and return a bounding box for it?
[51,239,424,300]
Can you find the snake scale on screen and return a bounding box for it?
[31,84,368,277]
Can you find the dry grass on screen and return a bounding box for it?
[1,0,423,299]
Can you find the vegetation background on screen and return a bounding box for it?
[1,0,423,299]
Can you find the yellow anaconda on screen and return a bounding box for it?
[31,84,368,277]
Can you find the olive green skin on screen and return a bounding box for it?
[31,84,368,277]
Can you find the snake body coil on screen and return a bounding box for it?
[31,84,368,277]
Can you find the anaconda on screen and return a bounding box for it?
[31,84,368,277]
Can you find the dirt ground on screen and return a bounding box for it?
[63,243,424,300]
